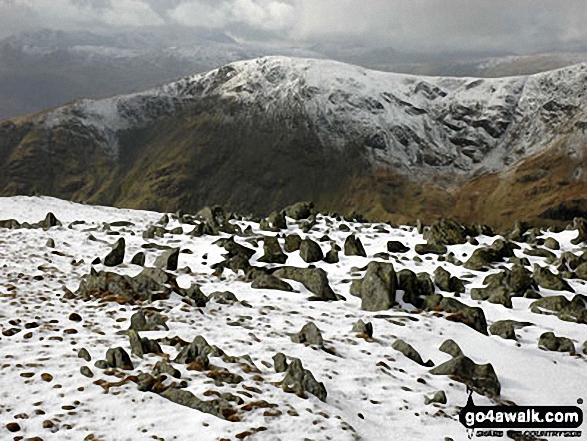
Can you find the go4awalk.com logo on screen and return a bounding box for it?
[459,391,584,439]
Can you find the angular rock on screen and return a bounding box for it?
[209,291,239,305]
[158,388,237,420]
[129,330,162,358]
[424,218,468,246]
[392,339,433,367]
[299,238,324,263]
[104,238,125,267]
[284,234,302,253]
[350,261,397,311]
[489,320,516,340]
[387,241,409,253]
[272,267,337,300]
[131,252,146,266]
[351,319,373,338]
[282,358,327,402]
[425,391,447,405]
[430,355,500,397]
[105,347,134,370]
[250,272,294,292]
[533,265,574,292]
[155,248,180,271]
[291,322,324,346]
[258,236,287,264]
[464,239,516,271]
[273,353,288,373]
[424,294,488,335]
[439,339,463,358]
[415,243,448,255]
[344,235,366,257]
[268,211,287,230]
[538,332,575,354]
[283,202,314,220]
[530,295,587,323]
[324,245,340,264]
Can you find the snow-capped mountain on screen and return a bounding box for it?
[1,57,587,227]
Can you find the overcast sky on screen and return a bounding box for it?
[0,0,586,54]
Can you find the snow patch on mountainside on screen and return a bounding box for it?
[35,56,587,174]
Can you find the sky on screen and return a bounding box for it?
[0,0,586,54]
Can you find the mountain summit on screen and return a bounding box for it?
[1,56,586,227]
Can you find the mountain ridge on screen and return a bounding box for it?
[1,56,587,228]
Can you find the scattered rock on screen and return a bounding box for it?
[415,243,447,255]
[489,321,516,340]
[281,358,327,402]
[209,291,239,305]
[283,202,314,220]
[131,252,146,266]
[258,236,287,264]
[6,422,21,432]
[463,239,516,271]
[434,267,465,294]
[425,391,447,405]
[103,238,125,267]
[424,294,488,334]
[68,313,82,322]
[324,245,340,264]
[439,339,463,358]
[250,272,294,292]
[392,339,433,367]
[284,234,302,253]
[105,347,134,370]
[129,330,162,358]
[533,265,574,292]
[299,239,324,263]
[538,332,575,354]
[387,241,409,253]
[291,322,324,346]
[351,319,373,338]
[424,218,468,246]
[273,353,288,373]
[272,267,337,300]
[543,237,560,250]
[154,248,180,271]
[158,388,237,420]
[430,356,501,397]
[45,238,55,248]
[350,261,397,311]
[344,235,366,257]
[78,348,91,362]
[80,366,94,378]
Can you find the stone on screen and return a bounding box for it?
[530,295,587,323]
[543,237,560,250]
[80,366,94,378]
[423,218,468,246]
[174,335,219,366]
[351,319,373,338]
[272,267,337,300]
[153,361,181,379]
[392,339,433,367]
[434,267,465,294]
[350,261,397,311]
[45,238,55,248]
[415,243,447,255]
[6,422,21,432]
[533,265,574,292]
[284,234,302,253]
[463,239,516,271]
[273,353,288,373]
[571,218,587,245]
[283,202,314,220]
[209,291,239,305]
[299,239,324,263]
[268,211,287,230]
[344,235,366,257]
[129,310,169,331]
[397,269,426,308]
[258,236,287,264]
[439,339,463,358]
[291,322,324,346]
[489,320,517,340]
[424,294,488,335]
[282,358,327,402]
[158,388,237,420]
[430,355,500,397]
[105,347,134,370]
[154,248,180,271]
[250,273,294,292]
[78,348,91,362]
[129,330,162,358]
[538,332,575,354]
[103,238,125,267]
[131,252,146,266]
[324,245,340,264]
[387,241,409,253]
[425,391,447,405]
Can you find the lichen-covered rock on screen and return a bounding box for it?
[430,355,501,397]
[299,238,324,263]
[439,339,463,358]
[533,265,574,292]
[424,294,488,334]
[351,319,373,338]
[571,218,587,245]
[131,252,146,266]
[283,202,314,220]
[105,347,134,370]
[273,353,288,373]
[538,332,575,354]
[463,239,516,271]
[415,243,448,255]
[282,358,327,402]
[530,295,587,323]
[291,322,324,346]
[397,268,431,308]
[344,234,366,257]
[129,310,169,331]
[424,218,468,246]
[154,248,180,271]
[268,210,287,230]
[387,241,409,253]
[425,391,447,405]
[434,267,465,294]
[284,234,302,253]
[174,335,220,366]
[129,330,162,358]
[258,236,287,264]
[489,320,517,340]
[104,238,125,267]
[324,244,340,264]
[158,388,237,420]
[392,339,433,367]
[272,266,337,300]
[351,261,397,311]
[250,272,294,292]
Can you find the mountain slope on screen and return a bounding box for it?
[1,56,587,228]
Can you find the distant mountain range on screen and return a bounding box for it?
[1,56,586,228]
[1,28,586,121]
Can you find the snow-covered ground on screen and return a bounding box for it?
[0,196,585,440]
